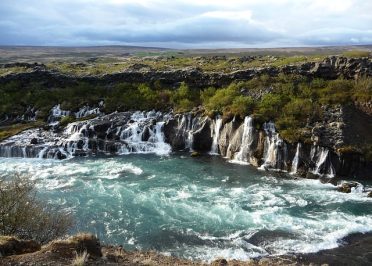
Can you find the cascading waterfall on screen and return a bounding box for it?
[185,114,194,151]
[259,122,287,171]
[290,143,301,174]
[48,104,71,125]
[75,105,101,119]
[152,122,172,155]
[176,113,197,151]
[0,108,342,178]
[64,123,93,155]
[38,147,48,159]
[311,146,335,178]
[210,116,222,155]
[232,116,255,163]
[116,111,171,155]
[48,103,103,126]
[0,110,172,159]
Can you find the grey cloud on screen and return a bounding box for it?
[0,0,371,47]
[76,16,281,44]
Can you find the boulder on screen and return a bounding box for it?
[0,236,41,256]
[337,181,360,193]
[211,258,228,266]
[191,151,200,157]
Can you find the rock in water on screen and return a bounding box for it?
[337,181,362,193]
[191,151,200,157]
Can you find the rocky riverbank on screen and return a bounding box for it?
[1,232,372,265]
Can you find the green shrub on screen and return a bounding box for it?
[229,95,255,118]
[59,116,76,127]
[283,98,313,120]
[342,50,370,58]
[353,77,372,102]
[0,175,73,244]
[257,93,289,120]
[318,79,353,104]
[200,87,216,104]
[171,82,198,112]
[204,83,239,113]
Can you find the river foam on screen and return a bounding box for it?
[0,155,371,262]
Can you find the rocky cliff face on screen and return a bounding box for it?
[0,106,371,179]
[1,56,371,178]
[163,111,372,179]
[1,56,371,88]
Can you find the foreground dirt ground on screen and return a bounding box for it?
[1,232,372,266]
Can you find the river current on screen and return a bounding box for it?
[0,154,371,261]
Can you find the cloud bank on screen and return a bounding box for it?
[0,0,371,48]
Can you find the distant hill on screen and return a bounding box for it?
[0,44,371,63]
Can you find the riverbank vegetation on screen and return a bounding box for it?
[0,121,45,141]
[1,74,371,142]
[0,175,73,244]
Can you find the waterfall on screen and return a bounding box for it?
[232,116,254,163]
[0,110,173,159]
[259,122,287,171]
[153,122,172,155]
[310,146,335,178]
[176,114,196,151]
[314,148,328,174]
[75,105,101,119]
[38,147,48,159]
[185,114,194,151]
[117,111,171,155]
[210,116,222,155]
[0,109,341,178]
[48,104,71,125]
[290,143,301,174]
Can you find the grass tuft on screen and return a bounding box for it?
[71,250,89,266]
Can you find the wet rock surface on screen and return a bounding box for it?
[1,107,372,179]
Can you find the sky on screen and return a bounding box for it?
[0,0,371,48]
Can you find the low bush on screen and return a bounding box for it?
[59,116,76,127]
[0,175,73,244]
[342,50,370,58]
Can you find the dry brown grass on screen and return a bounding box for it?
[71,250,89,266]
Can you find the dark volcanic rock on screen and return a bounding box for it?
[0,56,370,89]
[298,232,372,266]
[0,236,41,256]
[337,181,361,193]
[164,118,185,150]
[218,118,241,157]
[192,117,213,152]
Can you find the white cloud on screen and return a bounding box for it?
[0,0,370,47]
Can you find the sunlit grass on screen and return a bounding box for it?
[0,121,45,141]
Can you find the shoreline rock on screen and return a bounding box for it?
[2,232,372,265]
